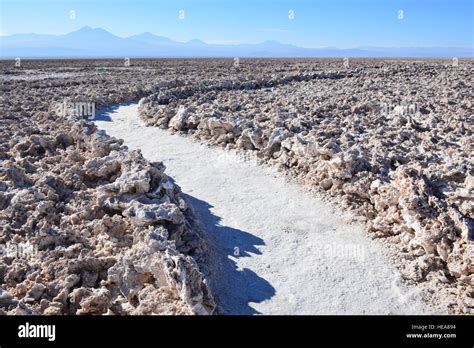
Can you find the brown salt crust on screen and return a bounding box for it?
[0,60,219,315]
[1,59,472,314]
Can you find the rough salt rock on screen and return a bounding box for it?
[169,106,189,131]
[107,225,215,315]
[320,178,333,190]
[266,128,291,155]
[77,288,112,315]
[0,289,18,309]
[107,169,151,194]
[198,117,236,136]
[237,128,263,150]
[123,202,185,226]
[84,152,122,179]
[25,283,47,301]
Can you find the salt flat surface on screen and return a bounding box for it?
[95,103,432,315]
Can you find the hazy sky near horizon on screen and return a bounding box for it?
[1,0,473,48]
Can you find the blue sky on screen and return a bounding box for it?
[1,0,473,48]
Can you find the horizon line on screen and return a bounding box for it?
[2,26,473,50]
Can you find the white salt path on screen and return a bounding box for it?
[95,103,433,315]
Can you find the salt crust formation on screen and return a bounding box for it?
[0,59,472,314]
[0,60,216,315]
[137,59,473,314]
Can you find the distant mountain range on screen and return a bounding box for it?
[1,26,472,58]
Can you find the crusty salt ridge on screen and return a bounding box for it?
[0,117,215,314]
[0,61,216,315]
[95,103,433,314]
